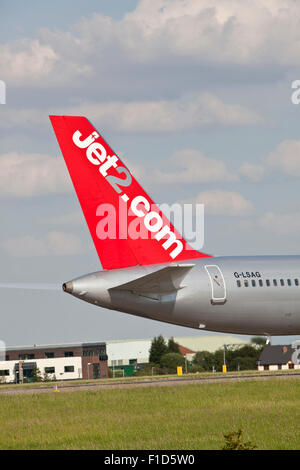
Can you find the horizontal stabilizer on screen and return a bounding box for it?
[109,264,194,294]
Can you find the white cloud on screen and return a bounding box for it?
[0,39,58,84]
[187,189,255,216]
[2,0,300,87]
[239,162,265,182]
[118,0,300,66]
[70,0,300,67]
[258,211,300,236]
[237,139,300,182]
[46,231,87,255]
[0,152,71,197]
[156,149,238,183]
[0,93,265,135]
[2,231,88,257]
[53,93,265,132]
[267,140,300,178]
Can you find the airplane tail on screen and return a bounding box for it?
[50,116,211,269]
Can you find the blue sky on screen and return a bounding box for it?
[0,1,139,42]
[1,0,300,346]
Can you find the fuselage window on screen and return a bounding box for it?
[273,279,277,287]
[251,280,256,287]
[266,279,270,287]
[295,279,299,286]
[280,279,285,286]
[237,280,241,287]
[258,279,263,287]
[287,279,292,286]
[244,280,249,287]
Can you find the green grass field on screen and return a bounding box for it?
[1,378,300,450]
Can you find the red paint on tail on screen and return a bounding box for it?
[50,116,211,269]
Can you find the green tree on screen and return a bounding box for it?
[31,366,42,382]
[149,335,168,364]
[167,337,180,354]
[216,344,261,371]
[231,356,258,371]
[160,353,185,373]
[192,351,215,371]
[213,349,226,371]
[251,337,267,347]
[235,345,259,358]
[43,371,51,382]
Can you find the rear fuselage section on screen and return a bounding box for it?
[64,255,300,336]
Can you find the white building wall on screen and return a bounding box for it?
[258,364,300,371]
[107,340,151,366]
[0,357,82,383]
[174,336,249,353]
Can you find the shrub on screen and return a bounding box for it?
[160,353,185,373]
[222,429,256,450]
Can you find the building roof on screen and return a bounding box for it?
[178,345,195,355]
[5,341,106,352]
[5,335,248,357]
[258,345,294,365]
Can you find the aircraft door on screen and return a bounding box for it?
[205,265,226,304]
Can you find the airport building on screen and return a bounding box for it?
[258,342,300,371]
[0,341,108,383]
[173,335,248,355]
[0,335,250,382]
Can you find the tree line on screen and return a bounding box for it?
[136,335,266,375]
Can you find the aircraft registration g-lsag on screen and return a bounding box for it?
[19,115,300,337]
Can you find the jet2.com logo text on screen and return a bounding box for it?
[95,201,205,253]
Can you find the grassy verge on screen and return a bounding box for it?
[0,378,300,449]
[1,368,299,391]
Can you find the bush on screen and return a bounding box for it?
[160,353,185,373]
[222,429,256,450]
[231,356,257,371]
[188,364,206,373]
[133,364,156,376]
[31,366,43,383]
[192,351,215,371]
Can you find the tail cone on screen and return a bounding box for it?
[62,281,73,293]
